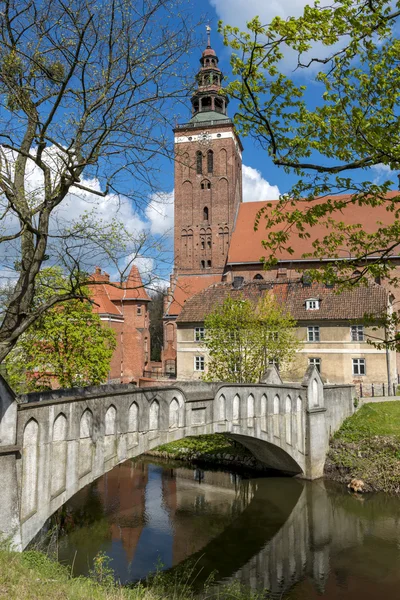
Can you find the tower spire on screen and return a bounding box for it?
[188,28,230,122]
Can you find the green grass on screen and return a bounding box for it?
[155,434,254,461]
[335,402,400,442]
[0,549,266,600]
[327,401,400,493]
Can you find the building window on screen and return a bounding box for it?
[194,356,205,372]
[307,326,320,342]
[195,327,205,341]
[203,206,209,221]
[351,325,364,341]
[200,260,205,269]
[352,358,366,375]
[207,260,212,268]
[137,305,142,315]
[196,151,202,174]
[309,357,321,372]
[306,299,319,310]
[253,274,263,280]
[207,150,213,173]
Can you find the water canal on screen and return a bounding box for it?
[50,457,400,599]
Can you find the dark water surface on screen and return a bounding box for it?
[54,457,400,599]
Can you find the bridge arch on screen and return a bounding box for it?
[228,433,303,476]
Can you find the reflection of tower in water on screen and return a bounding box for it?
[97,460,149,564]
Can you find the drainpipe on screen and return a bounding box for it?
[385,325,391,396]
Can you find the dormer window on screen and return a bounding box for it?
[306,298,319,310]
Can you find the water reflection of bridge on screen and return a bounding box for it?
[56,459,400,597]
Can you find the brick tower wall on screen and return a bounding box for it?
[173,123,243,276]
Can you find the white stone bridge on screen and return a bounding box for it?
[0,366,354,550]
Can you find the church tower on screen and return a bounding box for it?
[173,27,243,276]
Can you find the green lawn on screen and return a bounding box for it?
[336,402,400,441]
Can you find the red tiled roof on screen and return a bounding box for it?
[165,273,223,317]
[90,265,150,316]
[228,193,400,265]
[176,280,388,323]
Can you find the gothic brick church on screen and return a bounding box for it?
[161,32,400,383]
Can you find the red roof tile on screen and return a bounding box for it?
[165,273,223,316]
[89,265,150,316]
[176,280,388,323]
[228,193,400,265]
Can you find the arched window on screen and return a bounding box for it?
[254,274,264,280]
[261,394,267,431]
[207,260,212,268]
[169,398,179,429]
[203,206,209,221]
[233,394,240,423]
[247,394,254,427]
[273,395,280,438]
[149,400,160,430]
[51,413,68,497]
[21,419,39,519]
[218,394,226,421]
[129,402,139,432]
[105,405,117,436]
[285,396,292,445]
[207,150,214,173]
[196,151,202,174]
[201,260,205,269]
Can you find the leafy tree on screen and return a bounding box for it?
[203,294,301,383]
[0,0,199,362]
[5,268,116,392]
[221,4,400,300]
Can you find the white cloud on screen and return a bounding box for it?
[242,165,280,202]
[145,190,174,236]
[210,0,309,29]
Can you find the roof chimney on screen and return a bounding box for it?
[232,276,244,289]
[95,266,101,275]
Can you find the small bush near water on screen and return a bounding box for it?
[326,401,400,493]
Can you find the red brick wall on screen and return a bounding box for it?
[174,124,242,276]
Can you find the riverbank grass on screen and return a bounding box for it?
[0,549,265,600]
[326,401,400,493]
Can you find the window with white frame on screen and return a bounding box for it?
[194,327,205,341]
[194,356,205,372]
[306,298,320,310]
[351,325,364,341]
[309,357,321,372]
[307,326,320,342]
[352,358,366,375]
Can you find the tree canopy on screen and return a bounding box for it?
[0,0,198,362]
[221,2,400,291]
[5,268,116,392]
[203,294,301,383]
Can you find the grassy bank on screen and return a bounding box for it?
[0,549,264,600]
[326,401,400,493]
[150,434,267,471]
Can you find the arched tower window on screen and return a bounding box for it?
[196,151,202,174]
[207,150,214,174]
[254,274,264,280]
[203,206,209,221]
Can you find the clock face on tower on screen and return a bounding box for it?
[197,131,211,146]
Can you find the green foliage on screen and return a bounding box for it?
[328,402,400,493]
[156,434,254,461]
[90,552,116,588]
[5,268,116,392]
[203,294,301,383]
[221,3,400,337]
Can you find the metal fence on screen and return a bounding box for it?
[356,382,399,398]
